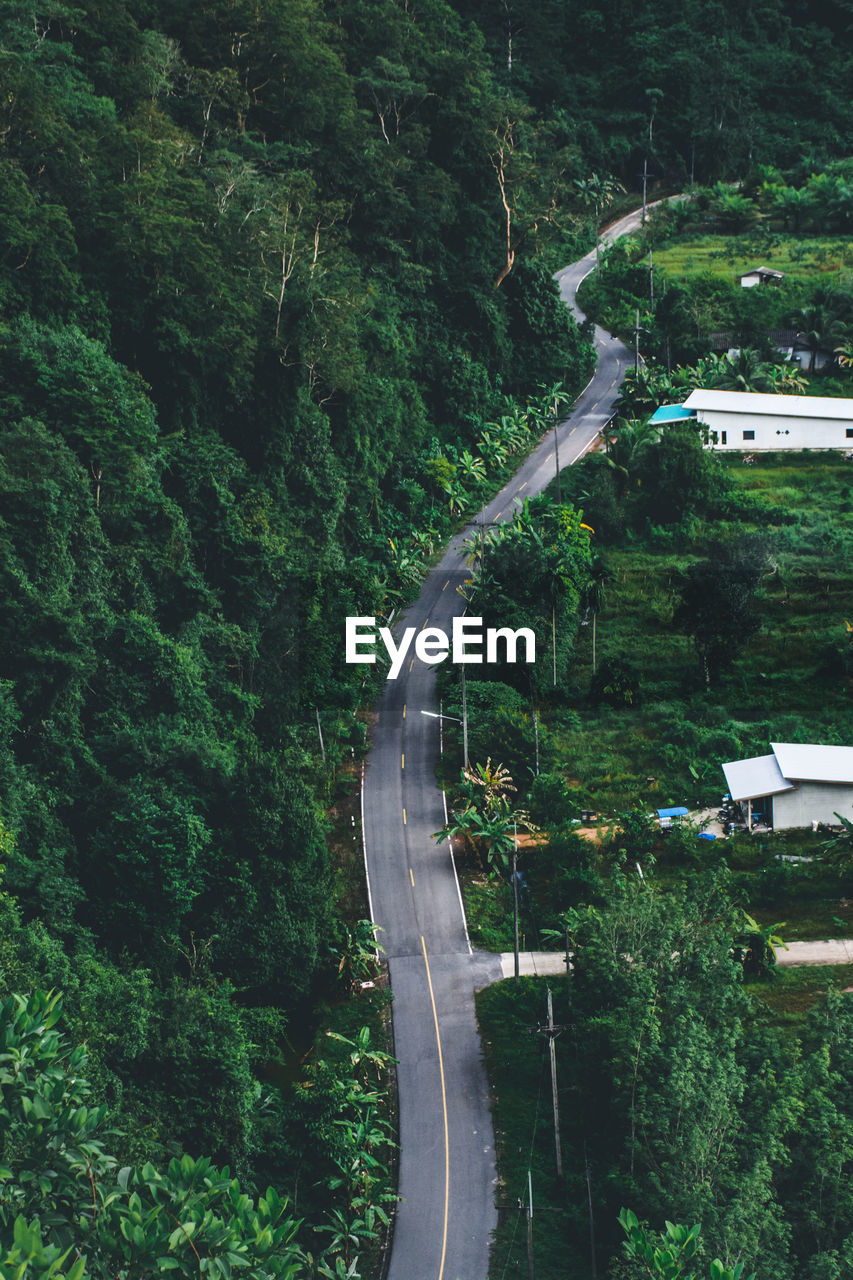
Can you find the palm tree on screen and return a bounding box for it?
[791,304,833,374]
[574,173,625,271]
[708,184,760,232]
[605,417,662,497]
[706,348,778,393]
[615,365,672,417]
[770,184,813,233]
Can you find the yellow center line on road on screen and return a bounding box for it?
[403,808,407,825]
[442,579,449,590]
[421,935,450,1280]
[569,427,576,435]
[546,452,554,461]
[518,481,527,491]
[402,753,405,770]
[403,704,406,719]
[409,658,414,672]
[422,617,429,629]
[410,867,415,886]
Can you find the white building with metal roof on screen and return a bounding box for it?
[722,742,853,830]
[679,389,853,451]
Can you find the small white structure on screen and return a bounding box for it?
[740,266,785,288]
[682,389,853,451]
[722,742,853,830]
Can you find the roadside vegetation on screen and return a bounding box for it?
[4,0,853,1272]
[581,169,853,374]
[433,167,853,1280]
[479,924,853,1280]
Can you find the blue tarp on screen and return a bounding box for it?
[656,807,689,818]
[649,404,697,424]
[697,832,717,841]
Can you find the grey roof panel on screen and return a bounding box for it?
[722,753,796,802]
[683,389,853,421]
[771,742,853,784]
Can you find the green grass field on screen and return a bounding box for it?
[651,233,853,285]
[551,452,853,816]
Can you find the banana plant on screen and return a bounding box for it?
[456,449,487,486]
[476,430,510,469]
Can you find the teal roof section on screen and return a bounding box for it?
[650,404,697,423]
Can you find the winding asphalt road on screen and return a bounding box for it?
[362,205,651,1280]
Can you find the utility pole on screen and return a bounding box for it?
[553,397,561,505]
[641,157,648,225]
[585,1142,597,1279]
[461,666,468,766]
[546,987,563,1180]
[634,307,640,372]
[530,990,567,1179]
[526,1169,535,1280]
[649,248,654,309]
[533,708,540,777]
[551,607,557,687]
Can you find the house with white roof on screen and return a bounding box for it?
[681,389,853,451]
[722,742,853,830]
[739,266,785,288]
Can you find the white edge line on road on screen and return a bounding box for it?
[443,785,473,955]
[360,760,380,960]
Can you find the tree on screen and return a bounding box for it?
[733,912,788,977]
[574,173,625,272]
[619,1209,756,1280]
[705,348,779,394]
[0,991,307,1279]
[459,493,593,692]
[674,539,771,688]
[634,423,730,529]
[584,554,611,674]
[791,304,835,375]
[435,759,536,874]
[605,418,662,498]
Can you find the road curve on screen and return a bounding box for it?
[363,204,651,1280]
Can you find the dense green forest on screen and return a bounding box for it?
[2,0,853,1273]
